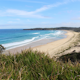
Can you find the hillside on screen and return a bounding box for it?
[0,50,80,80]
[23,27,80,32]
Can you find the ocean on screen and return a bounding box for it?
[0,29,66,50]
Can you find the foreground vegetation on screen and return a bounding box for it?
[0,45,5,53]
[0,50,80,80]
[59,52,80,63]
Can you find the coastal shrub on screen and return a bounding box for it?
[0,45,5,54]
[0,50,80,80]
[58,52,80,62]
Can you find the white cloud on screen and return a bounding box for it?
[1,0,79,18]
[4,0,80,18]
[6,9,31,15]
[31,2,68,13]
[0,1,68,18]
[1,9,50,18]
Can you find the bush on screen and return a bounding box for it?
[0,44,5,53]
[58,52,80,62]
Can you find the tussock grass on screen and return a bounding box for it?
[0,50,80,80]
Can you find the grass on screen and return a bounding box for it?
[0,50,80,80]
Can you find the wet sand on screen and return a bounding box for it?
[4,38,61,54]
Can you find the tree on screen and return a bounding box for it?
[0,45,5,54]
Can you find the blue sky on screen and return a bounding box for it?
[0,0,80,29]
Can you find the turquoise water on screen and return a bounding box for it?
[0,29,66,49]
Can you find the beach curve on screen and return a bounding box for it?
[3,30,79,58]
[32,30,79,58]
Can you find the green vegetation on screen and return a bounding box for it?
[0,50,80,80]
[23,27,80,32]
[58,52,80,63]
[0,45,5,54]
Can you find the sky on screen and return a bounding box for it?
[0,0,80,29]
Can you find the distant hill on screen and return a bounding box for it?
[23,27,80,32]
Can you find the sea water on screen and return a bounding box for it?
[0,29,66,50]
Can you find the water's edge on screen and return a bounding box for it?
[0,30,67,50]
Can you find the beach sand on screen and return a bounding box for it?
[32,30,80,58]
[4,30,80,58]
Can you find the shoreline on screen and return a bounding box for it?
[4,38,66,55]
[2,30,66,50]
[3,30,78,57]
[32,30,79,58]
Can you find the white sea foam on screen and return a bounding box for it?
[54,31,63,35]
[43,31,63,37]
[2,30,65,50]
[2,36,39,49]
[32,33,39,34]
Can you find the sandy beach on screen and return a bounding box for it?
[4,30,80,58]
[32,30,80,58]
